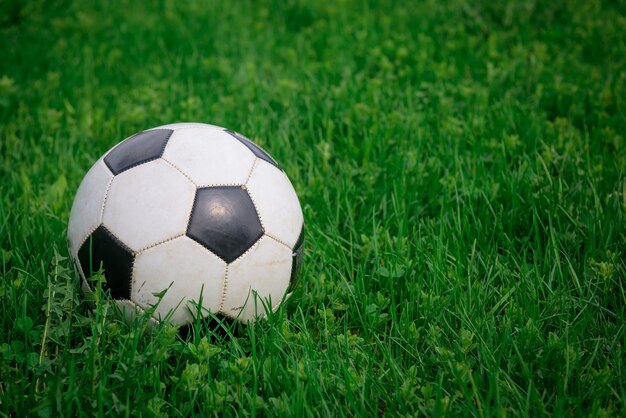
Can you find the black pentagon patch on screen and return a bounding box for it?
[224,130,280,169]
[78,225,134,299]
[187,186,263,263]
[104,129,173,175]
[289,226,305,292]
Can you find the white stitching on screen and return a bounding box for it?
[228,234,262,264]
[244,158,259,185]
[74,167,113,256]
[187,237,225,261]
[129,254,137,301]
[186,186,199,231]
[245,187,265,232]
[218,264,229,313]
[160,157,198,187]
[137,233,186,254]
[92,174,114,248]
[99,175,114,223]
[185,190,228,261]
[76,224,100,259]
[216,233,265,313]
[242,159,266,230]
[196,182,244,188]
[264,233,293,251]
[104,129,174,175]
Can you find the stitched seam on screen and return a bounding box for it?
[102,128,171,164]
[264,233,293,251]
[185,187,198,234]
[186,235,224,262]
[161,157,198,187]
[99,225,134,254]
[137,233,185,254]
[129,254,137,302]
[217,308,241,321]
[76,224,100,260]
[244,158,259,185]
[74,173,115,252]
[108,155,160,175]
[157,129,174,158]
[92,226,136,298]
[245,187,265,232]
[228,235,263,264]
[185,189,228,261]
[224,129,280,169]
[183,187,234,265]
[186,189,200,242]
[218,265,229,313]
[103,129,173,175]
[99,175,114,223]
[197,182,244,189]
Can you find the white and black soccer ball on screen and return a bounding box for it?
[67,123,304,325]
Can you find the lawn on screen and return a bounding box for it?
[0,0,625,416]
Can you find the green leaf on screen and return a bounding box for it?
[15,316,33,334]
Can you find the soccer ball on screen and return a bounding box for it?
[67,123,304,325]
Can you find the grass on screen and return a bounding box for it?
[0,0,625,416]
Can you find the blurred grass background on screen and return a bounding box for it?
[0,0,624,416]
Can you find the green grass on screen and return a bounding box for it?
[1,0,625,416]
